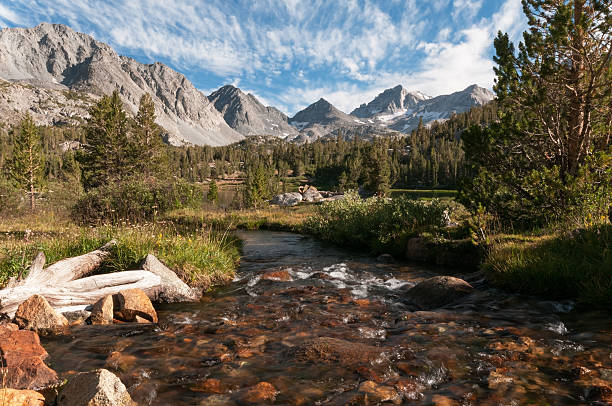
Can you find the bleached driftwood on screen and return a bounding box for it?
[0,241,162,317]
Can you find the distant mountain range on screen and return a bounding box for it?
[0,23,495,146]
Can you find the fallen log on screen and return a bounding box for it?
[0,241,164,317]
[0,271,161,316]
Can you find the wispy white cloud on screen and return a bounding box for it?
[1,0,527,115]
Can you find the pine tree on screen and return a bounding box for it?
[10,114,44,211]
[132,93,167,179]
[79,90,131,190]
[207,179,219,204]
[461,0,611,226]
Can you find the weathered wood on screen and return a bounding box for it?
[5,251,46,289]
[24,240,116,286]
[0,271,161,316]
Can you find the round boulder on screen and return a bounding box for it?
[405,276,474,309]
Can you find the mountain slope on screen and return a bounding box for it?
[0,23,243,146]
[351,85,430,118]
[289,98,398,142]
[208,85,298,139]
[352,84,495,133]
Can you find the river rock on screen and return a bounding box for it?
[13,295,68,334]
[294,337,410,369]
[63,310,91,326]
[239,382,278,404]
[302,186,323,202]
[260,269,293,282]
[358,381,401,404]
[90,296,114,325]
[405,276,474,309]
[0,324,61,390]
[114,289,158,323]
[141,254,201,303]
[0,389,45,405]
[270,192,302,207]
[57,369,133,406]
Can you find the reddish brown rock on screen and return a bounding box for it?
[239,382,278,404]
[0,326,61,390]
[13,295,68,333]
[90,295,114,325]
[358,380,401,404]
[0,388,45,405]
[432,394,460,406]
[190,378,230,394]
[260,269,292,282]
[114,289,158,323]
[105,351,137,373]
[405,276,474,309]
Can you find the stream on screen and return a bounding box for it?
[43,231,612,405]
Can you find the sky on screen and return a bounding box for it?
[0,0,527,115]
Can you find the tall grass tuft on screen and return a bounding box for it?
[484,224,612,306]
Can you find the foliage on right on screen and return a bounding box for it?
[460,0,611,228]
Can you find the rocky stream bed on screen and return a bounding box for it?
[39,230,612,405]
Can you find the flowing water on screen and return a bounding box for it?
[43,231,612,405]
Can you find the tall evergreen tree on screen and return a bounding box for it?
[132,93,167,179]
[10,114,44,211]
[79,90,131,190]
[461,0,611,225]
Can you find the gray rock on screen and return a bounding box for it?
[271,192,303,207]
[62,310,91,325]
[141,254,201,303]
[208,85,298,139]
[301,186,323,202]
[405,276,474,309]
[58,369,133,406]
[0,23,243,146]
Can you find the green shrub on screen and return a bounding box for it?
[72,179,204,225]
[304,191,449,254]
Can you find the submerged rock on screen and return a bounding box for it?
[0,388,45,405]
[239,382,278,404]
[0,324,61,390]
[57,369,133,406]
[13,295,68,334]
[260,269,293,282]
[270,192,302,207]
[405,276,474,309]
[141,254,201,303]
[114,289,158,323]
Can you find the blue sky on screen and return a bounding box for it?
[0,0,526,115]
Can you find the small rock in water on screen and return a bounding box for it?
[376,253,395,263]
[358,380,401,403]
[260,269,293,282]
[0,388,45,406]
[58,368,133,406]
[63,310,91,326]
[405,276,474,309]
[13,295,68,334]
[239,382,278,404]
[114,289,158,323]
[90,295,114,325]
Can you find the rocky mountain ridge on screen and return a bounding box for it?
[207,85,298,139]
[0,23,243,146]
